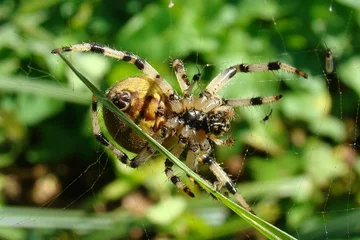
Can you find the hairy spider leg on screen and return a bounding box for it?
[204,61,308,96]
[172,58,202,96]
[225,94,283,107]
[184,133,253,212]
[172,58,190,95]
[52,43,176,98]
[164,143,195,197]
[197,153,254,213]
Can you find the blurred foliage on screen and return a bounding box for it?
[1,0,360,239]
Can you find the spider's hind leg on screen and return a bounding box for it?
[197,154,254,213]
[164,143,195,197]
[165,159,195,197]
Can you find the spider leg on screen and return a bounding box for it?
[172,59,190,95]
[224,94,283,107]
[197,153,253,213]
[129,144,157,167]
[204,61,308,95]
[185,136,253,212]
[187,66,201,96]
[92,95,156,168]
[209,136,234,147]
[165,158,195,198]
[160,138,195,197]
[185,150,199,172]
[52,43,176,98]
[172,59,202,96]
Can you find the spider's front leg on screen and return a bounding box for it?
[52,43,176,98]
[204,61,308,96]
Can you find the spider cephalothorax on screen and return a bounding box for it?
[52,43,307,212]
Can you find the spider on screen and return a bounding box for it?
[322,41,334,74]
[52,43,308,212]
[325,48,334,74]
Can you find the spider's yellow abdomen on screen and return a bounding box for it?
[102,76,170,153]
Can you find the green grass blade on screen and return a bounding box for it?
[56,52,297,240]
[0,206,114,230]
[0,76,89,104]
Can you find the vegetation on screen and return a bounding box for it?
[1,0,359,239]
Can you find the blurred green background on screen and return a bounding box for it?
[1,0,360,239]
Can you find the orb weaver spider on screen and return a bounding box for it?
[52,43,307,213]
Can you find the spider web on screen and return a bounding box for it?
[1,0,360,239]
[243,1,359,240]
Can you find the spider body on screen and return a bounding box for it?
[52,43,307,212]
[325,48,334,74]
[321,41,334,75]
